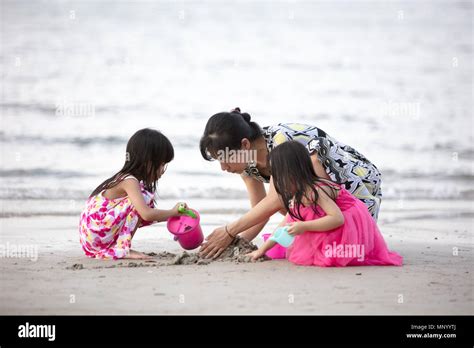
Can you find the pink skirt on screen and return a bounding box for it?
[285,187,403,267]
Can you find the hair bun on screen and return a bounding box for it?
[240,112,251,123]
[231,107,251,123]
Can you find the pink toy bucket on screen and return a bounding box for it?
[262,233,287,259]
[167,209,204,250]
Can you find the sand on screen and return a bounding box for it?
[0,199,473,315]
[168,237,267,265]
[64,236,265,271]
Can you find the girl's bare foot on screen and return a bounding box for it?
[126,250,154,260]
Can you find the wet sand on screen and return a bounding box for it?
[0,199,472,315]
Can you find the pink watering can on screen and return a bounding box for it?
[167,205,204,250]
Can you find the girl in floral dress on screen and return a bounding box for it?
[246,141,402,267]
[79,128,187,260]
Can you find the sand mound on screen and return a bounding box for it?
[67,237,268,270]
[170,236,267,265]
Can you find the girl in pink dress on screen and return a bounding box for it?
[247,141,402,267]
[79,128,188,260]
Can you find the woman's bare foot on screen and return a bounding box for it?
[126,250,154,260]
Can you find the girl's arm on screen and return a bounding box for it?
[122,179,179,222]
[247,215,287,260]
[250,238,277,260]
[287,186,344,235]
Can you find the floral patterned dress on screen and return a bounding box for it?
[243,123,383,220]
[79,176,155,259]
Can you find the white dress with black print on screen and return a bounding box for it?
[242,123,383,221]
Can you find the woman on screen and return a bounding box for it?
[199,108,382,259]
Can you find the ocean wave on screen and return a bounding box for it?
[0,131,126,146]
[0,186,249,200]
[0,168,93,178]
[0,188,92,200]
[0,102,134,116]
[1,102,58,115]
[0,131,200,148]
[0,211,79,218]
[396,143,474,159]
[382,169,474,181]
[383,188,474,201]
[0,185,473,201]
[2,164,473,184]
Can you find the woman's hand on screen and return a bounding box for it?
[199,226,234,259]
[245,249,265,261]
[286,221,306,236]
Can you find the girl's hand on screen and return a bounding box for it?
[287,221,306,236]
[245,249,265,261]
[172,202,188,216]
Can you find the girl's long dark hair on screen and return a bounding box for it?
[269,141,338,221]
[89,128,174,197]
[199,107,262,160]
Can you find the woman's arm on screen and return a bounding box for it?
[227,177,284,236]
[121,179,178,222]
[200,150,334,258]
[199,177,284,259]
[200,152,329,257]
[239,174,270,241]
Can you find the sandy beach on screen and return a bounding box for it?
[0,0,472,319]
[0,199,472,315]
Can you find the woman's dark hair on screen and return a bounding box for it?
[89,128,174,197]
[199,107,262,161]
[268,141,338,221]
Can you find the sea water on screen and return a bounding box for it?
[0,1,472,225]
